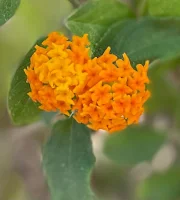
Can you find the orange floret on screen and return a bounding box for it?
[25,32,150,133]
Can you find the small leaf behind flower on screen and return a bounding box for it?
[43,118,96,200]
[67,2,180,68]
[66,0,134,55]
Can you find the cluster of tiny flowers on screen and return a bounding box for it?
[25,32,89,115]
[25,32,150,133]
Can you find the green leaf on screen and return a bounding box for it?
[43,118,96,200]
[0,0,20,26]
[94,17,180,66]
[136,168,180,200]
[8,38,45,125]
[104,126,166,165]
[66,0,134,54]
[148,0,180,16]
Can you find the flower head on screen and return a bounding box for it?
[25,32,150,133]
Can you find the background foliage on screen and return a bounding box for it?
[1,0,180,200]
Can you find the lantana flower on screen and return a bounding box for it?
[25,32,150,133]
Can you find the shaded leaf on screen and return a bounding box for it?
[94,17,180,66]
[136,168,180,200]
[43,118,96,200]
[104,125,166,165]
[8,38,45,125]
[0,0,20,26]
[66,0,134,55]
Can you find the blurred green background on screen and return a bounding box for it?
[1,0,180,200]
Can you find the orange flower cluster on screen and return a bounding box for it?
[25,32,89,115]
[25,32,150,133]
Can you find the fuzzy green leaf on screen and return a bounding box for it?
[66,0,134,55]
[94,17,180,66]
[8,39,45,125]
[43,118,96,200]
[0,0,20,26]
